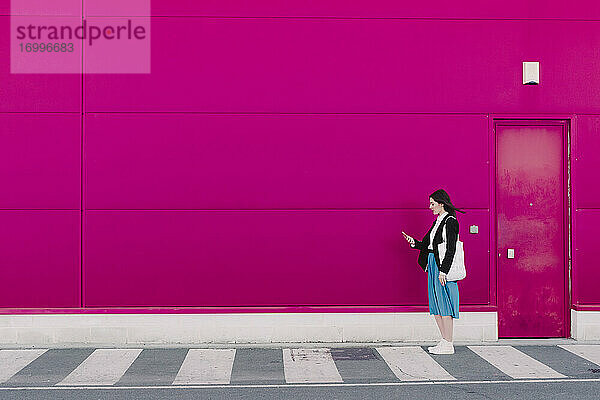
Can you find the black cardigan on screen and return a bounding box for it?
[410,214,459,274]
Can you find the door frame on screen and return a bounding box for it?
[490,116,572,338]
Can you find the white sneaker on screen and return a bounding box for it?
[429,339,454,355]
[427,340,444,353]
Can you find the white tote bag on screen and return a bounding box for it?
[438,218,467,281]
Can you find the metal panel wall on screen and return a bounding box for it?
[84,114,488,209]
[85,19,600,114]
[0,0,598,310]
[573,116,600,307]
[84,210,490,307]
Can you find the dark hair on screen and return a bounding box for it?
[429,189,466,217]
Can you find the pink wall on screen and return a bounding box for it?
[1,0,598,310]
[0,211,80,308]
[573,116,600,307]
[84,210,490,307]
[84,114,488,209]
[85,18,600,113]
[4,1,600,19]
[0,114,80,209]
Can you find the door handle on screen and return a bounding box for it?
[507,248,515,259]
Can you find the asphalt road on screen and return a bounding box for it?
[0,344,599,399]
[1,381,600,400]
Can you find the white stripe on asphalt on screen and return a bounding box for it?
[559,345,600,366]
[173,349,236,385]
[468,346,566,379]
[0,349,47,383]
[282,348,343,383]
[376,346,455,381]
[57,349,142,386]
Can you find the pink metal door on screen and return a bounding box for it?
[496,121,568,337]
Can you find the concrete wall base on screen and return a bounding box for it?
[571,310,600,340]
[0,312,498,346]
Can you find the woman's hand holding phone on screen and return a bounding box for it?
[402,231,415,246]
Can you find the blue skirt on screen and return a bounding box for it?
[427,252,460,318]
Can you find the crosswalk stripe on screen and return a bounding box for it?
[0,349,47,384]
[283,348,343,383]
[376,346,455,381]
[57,349,143,386]
[468,346,566,379]
[172,349,236,385]
[559,345,600,366]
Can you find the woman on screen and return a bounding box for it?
[402,189,465,355]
